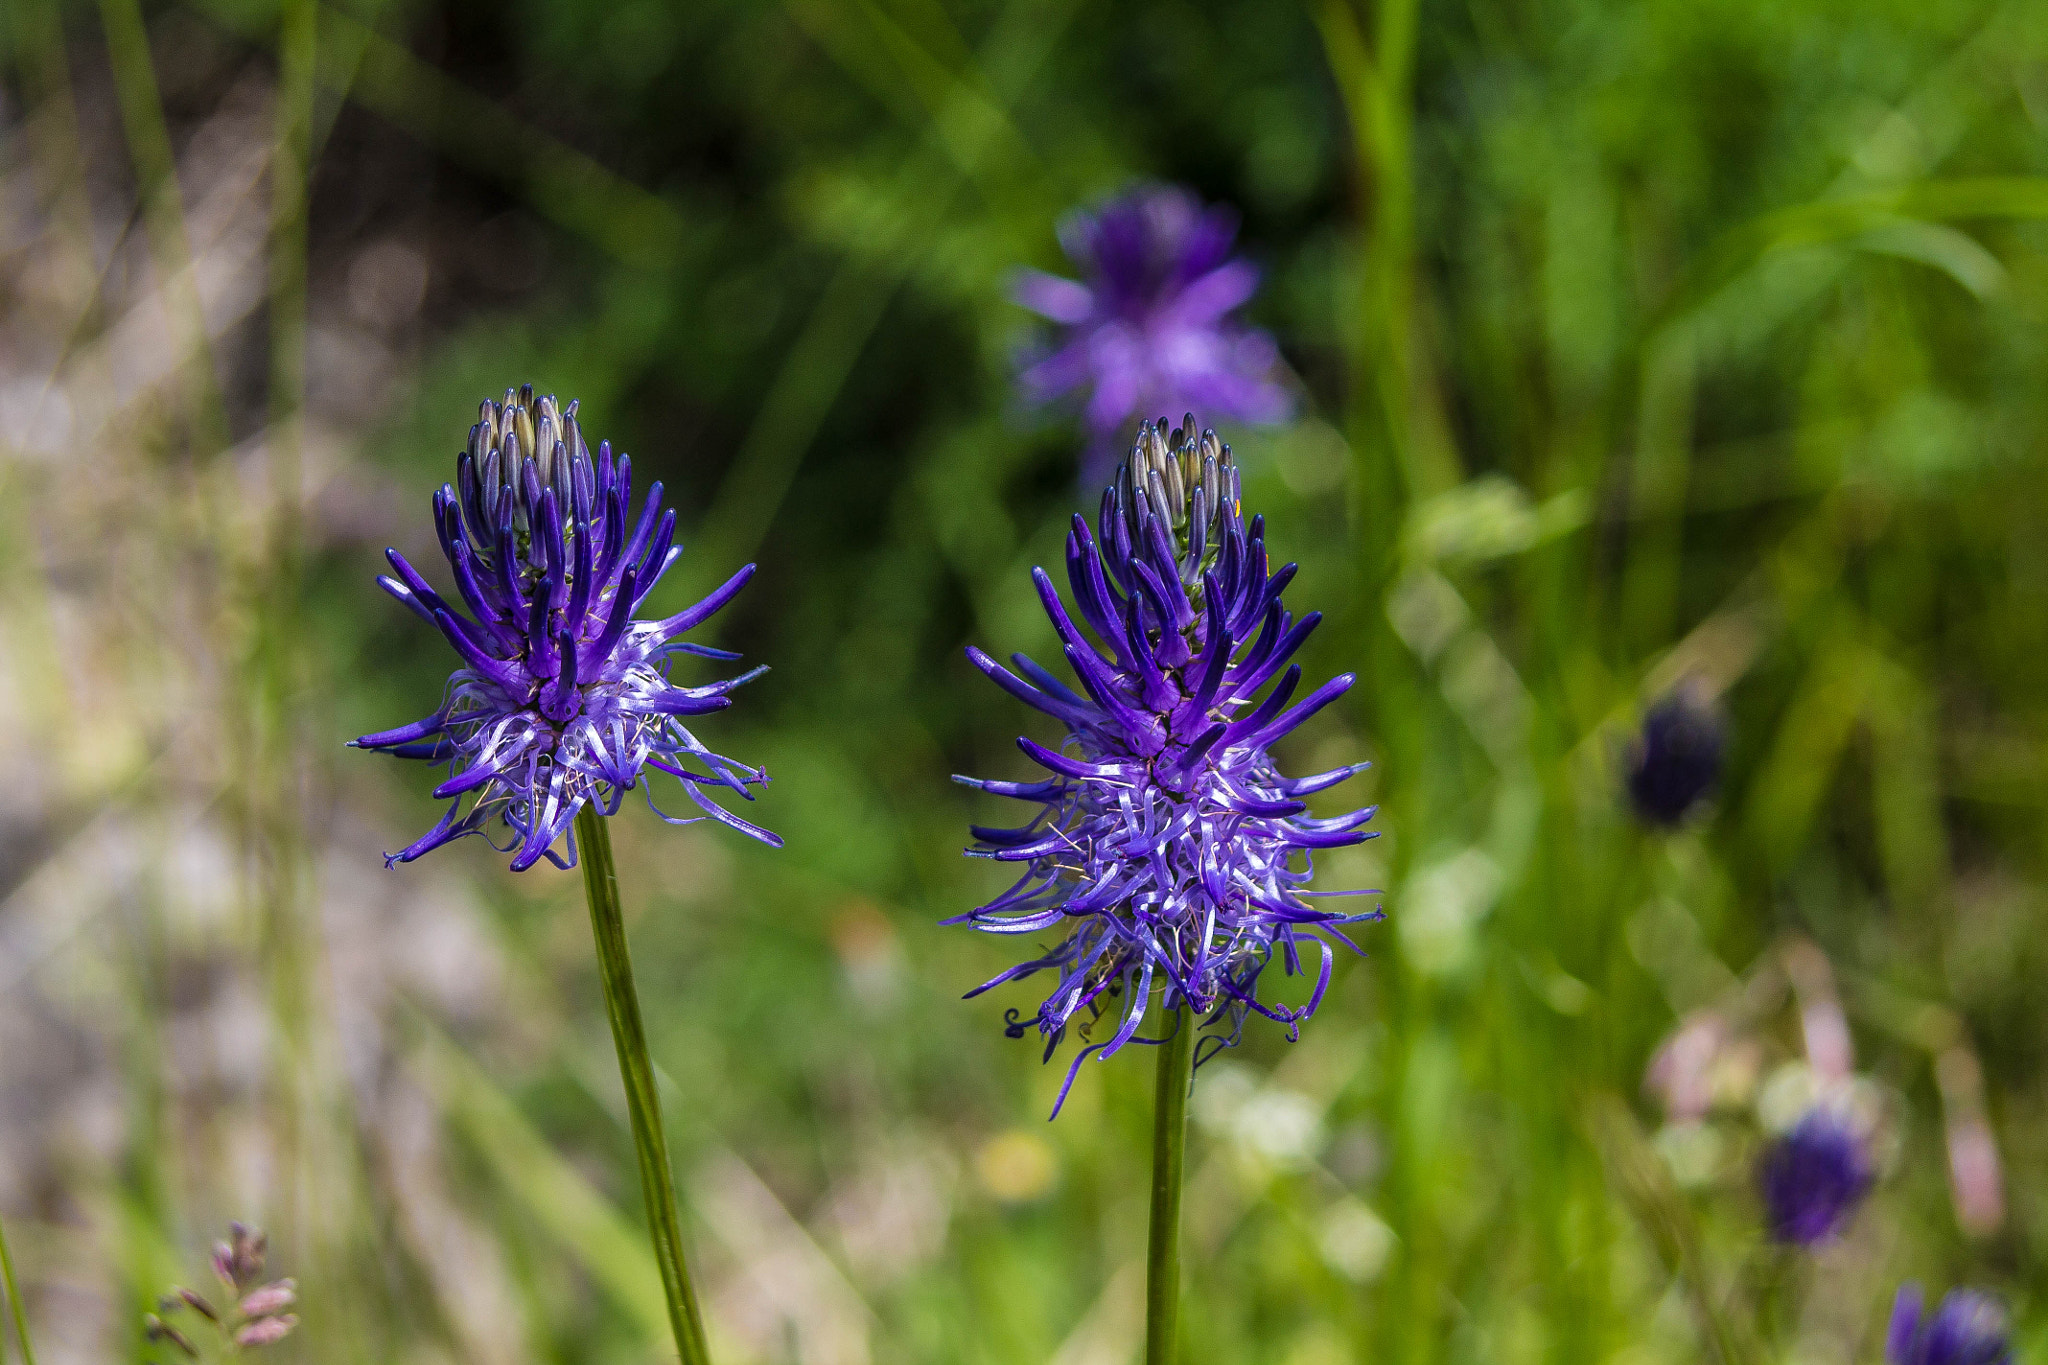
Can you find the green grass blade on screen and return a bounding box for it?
[0,1211,36,1365]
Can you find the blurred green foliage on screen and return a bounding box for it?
[10,0,2048,1360]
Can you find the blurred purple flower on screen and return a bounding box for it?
[1014,187,1293,476]
[354,385,779,870]
[1758,1106,1873,1246]
[1888,1284,2012,1365]
[1626,686,1724,827]
[952,417,1379,1115]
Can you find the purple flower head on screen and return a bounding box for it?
[1626,685,1724,827]
[1014,186,1293,478]
[1888,1284,2012,1365]
[353,385,780,871]
[1757,1106,1874,1246]
[951,416,1380,1116]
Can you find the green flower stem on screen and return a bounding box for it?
[0,1210,37,1365]
[1145,1007,1196,1365]
[576,806,712,1365]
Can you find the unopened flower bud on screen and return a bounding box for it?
[173,1287,219,1321]
[213,1222,267,1290]
[144,1315,199,1359]
[238,1279,297,1318]
[234,1313,299,1348]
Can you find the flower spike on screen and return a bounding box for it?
[953,416,1380,1115]
[353,384,779,869]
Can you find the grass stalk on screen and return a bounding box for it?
[93,0,228,452]
[575,805,713,1365]
[0,1211,36,1365]
[1144,1008,1196,1365]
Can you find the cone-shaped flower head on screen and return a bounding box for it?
[1626,685,1724,826]
[1014,186,1292,477]
[1888,1285,2012,1365]
[952,416,1379,1115]
[353,385,779,870]
[1757,1105,1874,1245]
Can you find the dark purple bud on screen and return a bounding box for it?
[145,1315,199,1359]
[238,1278,297,1318]
[1626,686,1725,826]
[1758,1107,1874,1246]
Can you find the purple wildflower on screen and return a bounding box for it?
[353,385,779,871]
[1014,187,1292,477]
[951,416,1379,1115]
[1758,1106,1874,1246]
[1626,686,1724,827]
[1888,1284,2012,1365]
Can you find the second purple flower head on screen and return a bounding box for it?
[952,416,1379,1114]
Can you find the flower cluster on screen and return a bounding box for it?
[145,1223,298,1357]
[1757,1105,1874,1246]
[1888,1284,2011,1365]
[1014,187,1292,476]
[353,386,778,870]
[951,416,1379,1113]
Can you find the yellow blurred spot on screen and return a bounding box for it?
[974,1130,1059,1204]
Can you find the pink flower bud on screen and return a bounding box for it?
[234,1313,299,1348]
[238,1279,297,1318]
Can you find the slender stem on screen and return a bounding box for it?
[1145,1007,1196,1365]
[575,806,712,1365]
[0,1210,38,1365]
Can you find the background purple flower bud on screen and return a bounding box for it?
[951,416,1379,1115]
[1758,1106,1874,1245]
[1626,686,1724,827]
[1014,187,1294,478]
[1888,1284,2012,1365]
[173,1287,219,1322]
[353,385,780,870]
